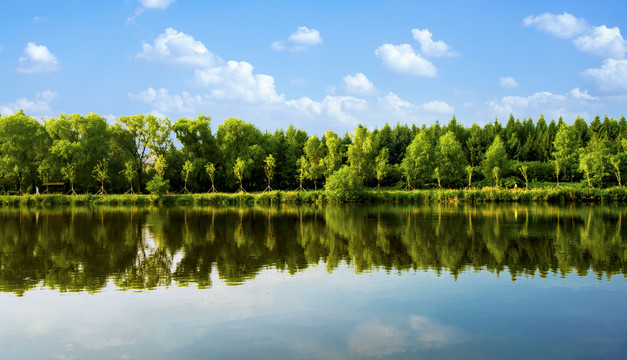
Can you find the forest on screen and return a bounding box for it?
[1,109,626,195]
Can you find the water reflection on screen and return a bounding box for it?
[0,204,625,294]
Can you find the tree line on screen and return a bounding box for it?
[1,109,626,194]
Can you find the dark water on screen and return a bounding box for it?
[0,204,625,359]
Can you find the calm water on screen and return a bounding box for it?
[0,204,625,359]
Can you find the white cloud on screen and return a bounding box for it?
[271,26,322,52]
[499,76,519,88]
[484,89,601,122]
[129,87,204,114]
[582,58,627,92]
[0,90,59,116]
[411,28,458,57]
[32,16,46,23]
[136,28,221,67]
[286,95,367,125]
[343,73,375,95]
[375,43,437,77]
[378,92,412,112]
[192,60,285,104]
[573,25,627,58]
[137,0,175,9]
[290,78,308,86]
[569,87,599,101]
[523,12,588,38]
[421,100,454,114]
[16,42,59,74]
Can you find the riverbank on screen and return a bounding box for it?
[1,186,627,206]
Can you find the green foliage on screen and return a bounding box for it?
[483,137,508,182]
[145,177,170,195]
[347,125,374,182]
[553,124,580,181]
[436,132,467,188]
[374,147,389,187]
[325,166,364,202]
[401,131,434,188]
[264,154,276,188]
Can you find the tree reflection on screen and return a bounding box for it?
[0,203,625,295]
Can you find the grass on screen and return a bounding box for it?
[1,185,626,207]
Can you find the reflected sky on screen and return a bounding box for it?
[1,264,625,359]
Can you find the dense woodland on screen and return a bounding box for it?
[1,109,627,194]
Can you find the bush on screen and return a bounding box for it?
[325,166,365,202]
[146,176,170,195]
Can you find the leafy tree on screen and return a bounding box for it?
[205,162,217,192]
[483,136,508,183]
[553,124,580,183]
[465,165,473,189]
[38,162,51,194]
[173,115,216,191]
[62,163,77,195]
[181,160,193,194]
[92,158,109,195]
[401,131,434,189]
[347,126,374,182]
[579,136,610,188]
[146,155,169,195]
[233,157,248,193]
[304,136,324,190]
[434,167,442,189]
[466,124,486,167]
[121,160,135,194]
[322,130,342,179]
[264,154,276,191]
[325,166,364,202]
[436,132,467,188]
[374,147,389,189]
[216,118,265,191]
[113,114,171,193]
[295,156,307,191]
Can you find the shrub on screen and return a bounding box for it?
[146,177,170,195]
[325,166,365,202]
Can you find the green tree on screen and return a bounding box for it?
[296,156,307,191]
[401,131,434,189]
[483,136,508,184]
[519,164,529,189]
[216,118,265,191]
[304,136,324,190]
[374,147,389,189]
[61,163,77,195]
[113,114,171,193]
[173,115,216,191]
[325,165,364,202]
[121,160,135,194]
[465,165,473,189]
[436,132,467,188]
[347,126,374,182]
[233,157,248,193]
[579,136,610,188]
[92,158,109,195]
[492,166,502,187]
[322,130,342,179]
[181,160,193,194]
[610,155,622,187]
[146,155,169,195]
[205,162,217,192]
[38,162,51,194]
[264,154,276,191]
[553,124,580,182]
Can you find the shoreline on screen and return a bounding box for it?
[2,187,627,206]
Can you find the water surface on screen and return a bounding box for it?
[0,204,625,359]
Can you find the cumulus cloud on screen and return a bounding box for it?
[343,73,375,95]
[499,76,519,88]
[375,44,437,77]
[0,90,59,116]
[136,28,221,67]
[137,0,175,9]
[582,58,627,92]
[129,87,204,114]
[271,26,322,52]
[421,100,454,114]
[484,89,600,122]
[16,42,59,74]
[411,28,458,57]
[573,25,627,59]
[524,12,627,58]
[286,95,367,125]
[378,92,412,112]
[569,87,599,101]
[523,12,588,38]
[192,61,285,104]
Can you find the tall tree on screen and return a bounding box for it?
[436,132,467,188]
[401,131,434,189]
[304,136,324,190]
[483,136,508,184]
[553,124,580,183]
[347,125,374,182]
[112,114,171,193]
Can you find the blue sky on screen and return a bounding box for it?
[1,1,627,135]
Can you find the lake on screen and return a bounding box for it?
[0,204,625,359]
